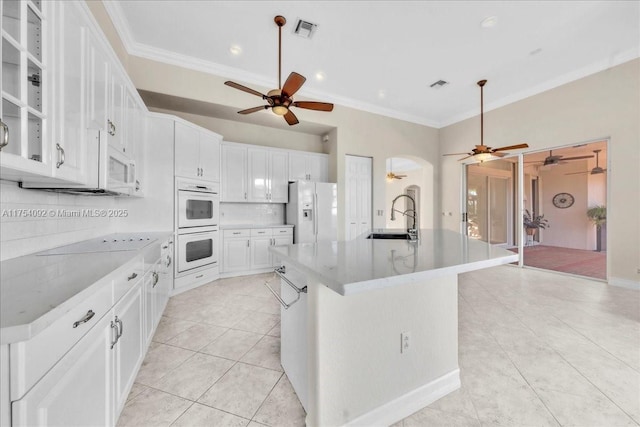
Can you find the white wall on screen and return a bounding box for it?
[0,181,117,260]
[440,59,640,284]
[385,168,425,229]
[539,161,590,249]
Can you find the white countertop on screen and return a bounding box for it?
[220,224,294,230]
[270,229,518,296]
[0,232,172,344]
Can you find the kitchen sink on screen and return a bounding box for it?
[366,233,412,240]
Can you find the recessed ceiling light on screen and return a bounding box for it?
[315,71,326,81]
[481,16,498,28]
[229,45,242,56]
[378,90,386,99]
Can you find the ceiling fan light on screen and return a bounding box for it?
[386,173,395,183]
[474,152,494,162]
[272,105,288,116]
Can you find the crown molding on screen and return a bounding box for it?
[440,47,640,128]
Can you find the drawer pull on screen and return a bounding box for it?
[73,310,95,328]
[127,272,138,281]
[162,245,168,249]
[195,274,204,279]
[232,232,241,235]
[280,230,288,233]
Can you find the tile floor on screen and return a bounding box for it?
[118,266,640,427]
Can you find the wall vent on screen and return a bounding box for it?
[294,19,317,39]
[430,80,449,89]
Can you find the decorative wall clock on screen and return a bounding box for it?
[552,192,574,209]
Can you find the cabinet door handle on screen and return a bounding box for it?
[127,272,138,281]
[116,316,123,340]
[135,180,140,191]
[56,144,65,168]
[107,120,115,136]
[111,121,116,135]
[72,310,95,328]
[110,321,118,349]
[0,120,8,150]
[152,271,159,287]
[244,192,247,200]
[247,240,250,247]
[166,255,171,267]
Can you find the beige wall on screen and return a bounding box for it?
[440,59,640,284]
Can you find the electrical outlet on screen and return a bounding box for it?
[401,331,411,354]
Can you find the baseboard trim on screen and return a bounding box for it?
[343,369,461,427]
[609,277,640,290]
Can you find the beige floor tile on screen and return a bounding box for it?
[135,343,195,385]
[253,375,305,427]
[266,322,280,338]
[166,323,228,351]
[125,382,149,404]
[403,407,480,427]
[536,388,637,427]
[116,388,191,427]
[200,306,254,328]
[241,335,282,371]
[172,402,249,427]
[233,312,280,334]
[147,353,235,401]
[427,386,478,421]
[201,329,263,360]
[198,362,282,419]
[152,316,198,343]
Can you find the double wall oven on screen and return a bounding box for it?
[176,178,219,274]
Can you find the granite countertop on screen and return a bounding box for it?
[270,228,518,296]
[220,224,294,230]
[0,231,172,344]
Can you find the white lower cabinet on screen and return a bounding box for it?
[9,243,171,427]
[12,314,114,427]
[113,284,144,415]
[222,228,293,273]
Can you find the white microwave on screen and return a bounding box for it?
[20,130,140,196]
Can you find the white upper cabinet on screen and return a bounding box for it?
[221,143,248,201]
[86,31,109,131]
[269,150,289,202]
[248,148,269,203]
[50,0,88,184]
[175,120,221,182]
[288,151,328,182]
[0,0,51,179]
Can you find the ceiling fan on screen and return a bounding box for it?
[525,149,594,166]
[565,149,607,175]
[224,15,334,126]
[443,80,529,161]
[386,159,407,180]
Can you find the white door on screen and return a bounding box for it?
[315,183,338,242]
[221,144,247,202]
[199,131,220,182]
[248,148,269,202]
[52,1,87,184]
[12,314,114,427]
[269,151,289,202]
[175,121,200,179]
[222,238,251,272]
[251,236,272,269]
[345,155,372,240]
[113,285,144,416]
[288,152,308,181]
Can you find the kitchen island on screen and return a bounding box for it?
[269,229,518,427]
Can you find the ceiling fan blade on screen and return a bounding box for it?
[565,171,589,175]
[492,143,529,152]
[292,101,334,112]
[283,109,299,125]
[559,155,595,161]
[238,105,269,115]
[492,152,506,157]
[282,72,306,97]
[224,81,266,98]
[443,152,471,156]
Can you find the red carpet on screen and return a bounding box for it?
[509,245,606,280]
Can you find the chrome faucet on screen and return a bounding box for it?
[390,194,418,240]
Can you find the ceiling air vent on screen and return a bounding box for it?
[294,19,317,39]
[430,80,449,89]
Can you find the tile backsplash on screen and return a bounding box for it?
[0,180,118,260]
[220,203,285,226]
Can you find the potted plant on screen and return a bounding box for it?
[523,209,550,237]
[587,205,606,252]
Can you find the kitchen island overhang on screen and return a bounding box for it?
[269,229,518,427]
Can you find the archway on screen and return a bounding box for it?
[385,156,434,230]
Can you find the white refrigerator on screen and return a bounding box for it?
[286,181,338,243]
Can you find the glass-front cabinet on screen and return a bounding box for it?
[1,0,49,178]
